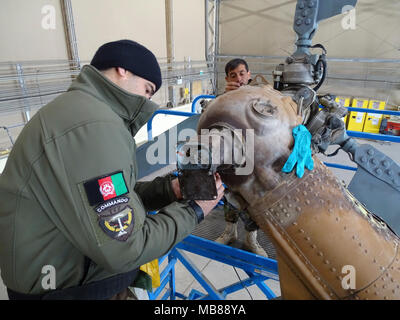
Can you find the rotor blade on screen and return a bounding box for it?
[317,0,358,22]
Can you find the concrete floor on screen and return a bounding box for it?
[0,137,399,300]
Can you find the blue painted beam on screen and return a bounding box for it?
[147,109,197,140]
[176,235,279,280]
[191,94,216,113]
[347,130,400,143]
[324,162,357,171]
[345,107,400,116]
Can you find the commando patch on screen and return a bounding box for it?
[94,196,130,214]
[98,204,135,241]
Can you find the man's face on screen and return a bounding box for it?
[113,67,156,100]
[225,64,251,86]
[124,72,156,100]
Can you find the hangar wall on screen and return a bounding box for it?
[0,0,207,151]
[0,0,205,62]
[71,0,205,62]
[0,0,68,61]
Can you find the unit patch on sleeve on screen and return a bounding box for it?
[95,198,134,241]
[94,196,130,214]
[84,171,129,206]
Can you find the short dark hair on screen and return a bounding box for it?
[225,58,249,76]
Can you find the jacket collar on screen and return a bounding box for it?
[69,65,159,136]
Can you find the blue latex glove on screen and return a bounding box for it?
[281,125,314,178]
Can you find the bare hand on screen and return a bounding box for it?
[194,173,225,217]
[225,81,241,92]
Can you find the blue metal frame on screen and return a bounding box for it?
[146,99,400,144]
[147,109,197,140]
[191,94,216,113]
[147,235,279,300]
[330,106,400,143]
[323,162,357,171]
[347,130,400,143]
[345,107,400,116]
[146,94,217,141]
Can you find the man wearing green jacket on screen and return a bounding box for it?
[0,40,224,300]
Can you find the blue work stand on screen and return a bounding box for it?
[147,235,279,300]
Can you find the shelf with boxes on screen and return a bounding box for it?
[334,96,399,136]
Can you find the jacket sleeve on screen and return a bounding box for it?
[44,121,199,275]
[134,174,178,212]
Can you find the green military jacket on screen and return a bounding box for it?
[0,65,199,294]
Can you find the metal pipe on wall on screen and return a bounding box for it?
[60,0,80,69]
[213,0,220,94]
[165,0,176,107]
[205,0,209,62]
[15,63,31,123]
[216,54,400,64]
[204,0,220,95]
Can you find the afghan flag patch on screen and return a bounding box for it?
[84,171,129,206]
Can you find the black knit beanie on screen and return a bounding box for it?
[90,40,162,93]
